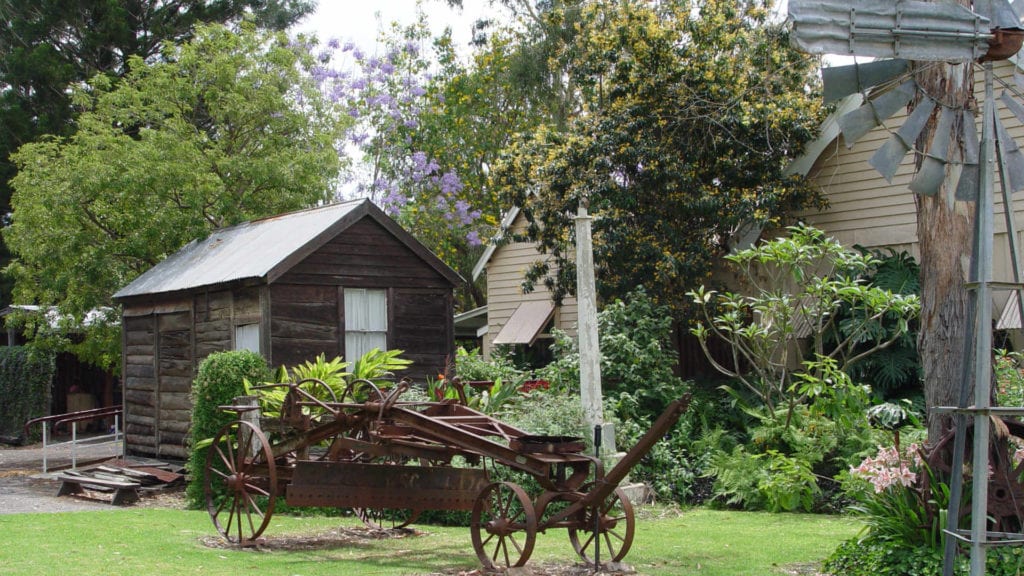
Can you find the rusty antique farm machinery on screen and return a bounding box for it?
[204,378,689,569]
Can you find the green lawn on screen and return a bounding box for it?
[0,507,861,575]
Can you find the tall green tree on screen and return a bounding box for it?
[5,23,345,369]
[0,0,314,305]
[492,0,824,315]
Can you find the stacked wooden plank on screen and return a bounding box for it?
[55,462,183,506]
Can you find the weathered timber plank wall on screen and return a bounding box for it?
[269,284,339,369]
[271,219,454,381]
[156,310,192,458]
[123,314,157,453]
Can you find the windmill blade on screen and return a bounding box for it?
[910,107,956,196]
[1001,89,1024,124]
[995,114,1024,192]
[839,80,917,147]
[869,96,936,182]
[956,109,981,201]
[789,0,990,62]
[822,60,910,104]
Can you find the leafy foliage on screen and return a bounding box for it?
[349,348,412,386]
[0,346,56,444]
[824,528,1024,575]
[838,248,922,400]
[453,346,525,385]
[536,287,687,417]
[185,350,272,509]
[0,2,314,306]
[493,0,824,316]
[995,348,1024,408]
[690,225,920,418]
[6,23,345,370]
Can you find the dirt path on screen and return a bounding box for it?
[0,436,171,513]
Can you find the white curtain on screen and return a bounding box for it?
[345,288,387,360]
[234,323,260,353]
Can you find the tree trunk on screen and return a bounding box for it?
[914,55,975,443]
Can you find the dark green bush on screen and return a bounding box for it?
[825,537,1024,576]
[185,350,271,509]
[0,346,56,444]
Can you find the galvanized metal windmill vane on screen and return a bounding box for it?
[789,1,1024,576]
[790,0,1024,198]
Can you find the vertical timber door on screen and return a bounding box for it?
[155,310,193,459]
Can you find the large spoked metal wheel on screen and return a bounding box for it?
[471,481,537,569]
[925,418,1024,533]
[205,420,278,545]
[567,484,635,563]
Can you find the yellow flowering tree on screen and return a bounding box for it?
[491,0,825,316]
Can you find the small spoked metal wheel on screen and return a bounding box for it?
[568,484,635,563]
[205,419,278,545]
[355,506,421,530]
[471,481,537,569]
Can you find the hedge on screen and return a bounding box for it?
[0,346,56,444]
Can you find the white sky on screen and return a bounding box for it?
[294,0,495,54]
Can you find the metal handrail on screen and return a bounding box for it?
[24,405,124,473]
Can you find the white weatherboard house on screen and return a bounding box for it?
[471,59,1024,363]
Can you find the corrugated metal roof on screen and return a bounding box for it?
[114,200,367,300]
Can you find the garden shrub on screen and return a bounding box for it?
[817,441,1024,576]
[0,346,56,444]
[825,538,1024,576]
[454,346,525,386]
[185,350,272,509]
[995,348,1024,408]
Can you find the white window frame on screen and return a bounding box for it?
[345,288,388,361]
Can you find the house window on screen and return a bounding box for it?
[345,288,387,361]
[234,323,260,353]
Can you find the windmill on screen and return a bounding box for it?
[789,1,1024,575]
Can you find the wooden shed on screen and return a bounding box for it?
[112,199,463,458]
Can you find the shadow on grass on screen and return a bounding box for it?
[198,525,482,572]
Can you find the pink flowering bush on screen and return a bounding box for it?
[842,443,947,549]
[849,444,922,494]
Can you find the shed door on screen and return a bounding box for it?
[155,310,193,459]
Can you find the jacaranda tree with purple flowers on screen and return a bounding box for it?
[308,14,505,310]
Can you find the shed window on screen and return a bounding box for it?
[235,323,260,353]
[345,288,387,360]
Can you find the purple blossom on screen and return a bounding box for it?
[404,41,419,55]
[327,38,341,49]
[380,62,395,75]
[466,231,482,246]
[353,48,365,60]
[343,41,356,52]
[440,171,463,195]
[311,66,330,83]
